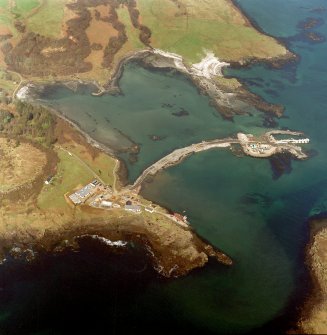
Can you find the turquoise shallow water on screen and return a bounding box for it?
[39,66,267,182]
[1,0,327,333]
[142,0,327,332]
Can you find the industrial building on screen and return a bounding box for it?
[69,180,99,205]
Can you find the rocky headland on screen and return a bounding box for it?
[0,107,232,279]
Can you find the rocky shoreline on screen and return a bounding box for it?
[20,45,295,121]
[100,47,293,120]
[0,208,232,279]
[0,106,232,279]
[295,215,327,334]
[16,44,295,186]
[231,0,299,69]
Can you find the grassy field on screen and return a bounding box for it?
[37,148,94,210]
[0,8,15,34]
[117,5,144,52]
[12,0,40,18]
[0,0,8,9]
[137,0,287,63]
[0,0,290,99]
[108,5,146,78]
[69,146,116,186]
[27,0,65,38]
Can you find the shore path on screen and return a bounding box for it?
[129,137,238,191]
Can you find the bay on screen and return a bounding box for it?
[1,0,327,333]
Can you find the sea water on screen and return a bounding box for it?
[1,0,327,333]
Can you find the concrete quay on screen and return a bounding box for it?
[130,137,238,190]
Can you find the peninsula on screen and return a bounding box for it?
[0,0,294,120]
[0,102,233,278]
[0,93,311,277]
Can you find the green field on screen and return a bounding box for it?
[27,0,65,38]
[137,0,287,63]
[12,0,40,17]
[117,6,144,51]
[37,148,94,210]
[0,2,19,36]
[0,12,11,25]
[66,144,116,187]
[0,0,8,9]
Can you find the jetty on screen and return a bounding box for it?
[129,130,310,192]
[130,138,238,191]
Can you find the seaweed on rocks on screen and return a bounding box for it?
[172,108,189,117]
[262,115,279,128]
[269,153,293,180]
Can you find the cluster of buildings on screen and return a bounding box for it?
[68,180,150,215]
[247,142,272,154]
[69,179,101,205]
[67,179,188,227]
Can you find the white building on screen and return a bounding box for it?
[68,180,98,205]
[145,207,154,213]
[276,138,310,144]
[101,201,113,208]
[69,193,82,205]
[124,205,142,213]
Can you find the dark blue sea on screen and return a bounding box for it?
[1,0,327,334]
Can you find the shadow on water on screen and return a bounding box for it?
[0,240,234,335]
[0,239,158,335]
